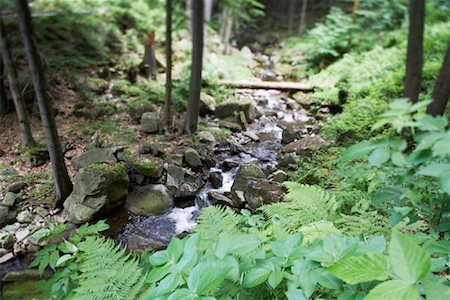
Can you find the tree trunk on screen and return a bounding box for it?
[404,0,425,103]
[204,0,214,41]
[164,0,173,130]
[143,31,157,80]
[222,7,233,55]
[427,41,450,116]
[0,18,35,147]
[15,0,73,206]
[287,0,296,36]
[184,0,204,134]
[299,0,308,35]
[352,0,361,24]
[0,54,9,115]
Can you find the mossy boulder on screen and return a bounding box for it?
[63,163,129,224]
[215,101,256,123]
[125,152,164,179]
[244,180,284,210]
[141,112,159,133]
[231,163,266,193]
[86,77,108,94]
[129,102,156,122]
[183,147,202,168]
[0,205,15,227]
[23,144,49,167]
[72,147,118,169]
[125,184,173,216]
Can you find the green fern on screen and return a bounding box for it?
[195,205,241,250]
[261,183,338,231]
[69,236,146,300]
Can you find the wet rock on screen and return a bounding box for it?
[6,181,27,194]
[139,142,164,156]
[63,164,130,224]
[243,131,260,142]
[15,228,30,242]
[282,135,326,154]
[292,92,313,109]
[281,127,303,144]
[166,164,204,198]
[259,69,278,81]
[129,102,155,122]
[209,172,223,189]
[268,170,289,183]
[35,207,49,218]
[278,153,299,169]
[216,101,256,123]
[232,164,266,193]
[183,148,202,168]
[16,210,32,223]
[219,120,242,132]
[123,233,167,251]
[226,137,244,154]
[197,131,216,143]
[208,191,234,207]
[244,180,284,210]
[199,92,216,116]
[141,112,159,133]
[0,206,15,229]
[221,159,239,171]
[72,148,118,169]
[125,153,164,179]
[126,185,173,216]
[0,231,14,249]
[239,111,248,131]
[2,193,17,207]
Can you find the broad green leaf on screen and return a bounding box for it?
[63,240,78,253]
[242,262,272,288]
[56,254,73,267]
[168,288,195,300]
[342,141,378,161]
[187,262,231,294]
[418,163,450,177]
[268,267,283,289]
[146,263,172,284]
[415,114,448,131]
[391,152,407,167]
[49,251,60,271]
[327,253,390,284]
[388,230,431,284]
[285,289,308,300]
[149,251,170,267]
[215,233,260,258]
[167,238,184,262]
[368,147,390,166]
[148,273,183,298]
[314,270,342,289]
[422,280,450,300]
[365,280,419,300]
[272,241,290,258]
[432,139,450,157]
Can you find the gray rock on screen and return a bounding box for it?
[139,142,164,156]
[6,181,27,194]
[197,131,216,143]
[219,120,242,132]
[63,164,130,224]
[0,167,17,180]
[129,102,155,122]
[244,180,284,210]
[292,92,313,109]
[125,154,164,179]
[16,210,32,223]
[141,112,159,133]
[231,164,266,193]
[243,131,260,142]
[199,92,216,116]
[35,207,49,218]
[282,135,326,154]
[227,138,244,154]
[2,193,17,207]
[0,205,15,228]
[282,127,303,144]
[208,192,234,207]
[268,170,289,183]
[125,185,173,216]
[216,101,256,123]
[209,172,223,189]
[0,231,14,249]
[221,159,239,171]
[72,148,118,169]
[278,153,299,169]
[166,164,204,198]
[183,148,202,168]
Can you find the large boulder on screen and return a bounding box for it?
[141,112,159,133]
[0,205,15,227]
[72,148,118,169]
[231,163,266,193]
[282,135,326,154]
[199,92,216,116]
[244,180,284,210]
[64,164,130,224]
[166,164,204,198]
[215,101,256,123]
[129,102,156,122]
[183,148,202,168]
[125,153,164,179]
[125,185,173,216]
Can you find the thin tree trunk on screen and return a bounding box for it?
[299,0,308,35]
[143,31,157,80]
[427,41,450,116]
[223,7,233,55]
[287,0,295,36]
[184,0,204,134]
[0,54,9,115]
[404,0,425,103]
[352,0,361,24]
[0,18,35,147]
[15,0,73,206]
[204,0,214,41]
[164,0,173,130]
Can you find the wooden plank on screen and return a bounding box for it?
[219,80,314,91]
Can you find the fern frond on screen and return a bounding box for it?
[261,183,338,231]
[299,221,342,244]
[70,236,145,300]
[195,205,241,250]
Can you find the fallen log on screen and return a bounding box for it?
[219,80,314,91]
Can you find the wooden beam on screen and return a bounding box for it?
[219,80,314,91]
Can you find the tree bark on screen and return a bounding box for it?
[143,31,157,80]
[404,0,425,103]
[427,41,450,116]
[184,0,204,134]
[0,17,35,147]
[352,0,361,24]
[222,7,233,55]
[164,0,173,130]
[287,0,296,36]
[15,0,73,206]
[299,0,308,35]
[0,53,9,115]
[204,0,214,41]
